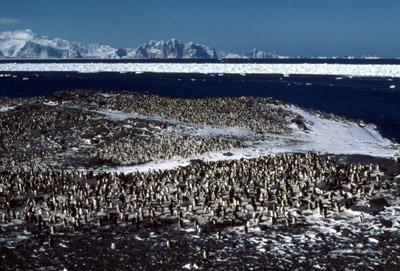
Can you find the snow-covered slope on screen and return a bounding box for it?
[0,29,115,59]
[97,103,399,173]
[0,30,218,59]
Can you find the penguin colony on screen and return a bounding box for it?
[90,134,243,165]
[0,90,304,172]
[93,90,292,134]
[0,152,393,236]
[0,90,398,269]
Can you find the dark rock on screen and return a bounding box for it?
[379,219,393,228]
[340,228,353,237]
[369,198,390,211]
[340,198,355,209]
[291,118,308,131]
[318,179,341,191]
[317,181,330,191]
[351,198,389,215]
[258,225,269,231]
[190,159,203,166]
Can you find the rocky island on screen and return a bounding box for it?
[0,90,399,270]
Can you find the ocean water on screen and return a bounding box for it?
[0,70,399,143]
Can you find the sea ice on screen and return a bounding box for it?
[1,63,400,77]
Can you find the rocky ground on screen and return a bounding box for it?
[0,90,399,270]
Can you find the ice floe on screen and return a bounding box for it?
[1,63,400,77]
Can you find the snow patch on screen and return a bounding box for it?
[98,104,399,173]
[0,106,16,112]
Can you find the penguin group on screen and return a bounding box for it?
[94,90,292,134]
[90,133,243,166]
[0,152,392,239]
[0,90,300,172]
[0,89,396,262]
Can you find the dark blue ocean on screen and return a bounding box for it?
[1,60,399,143]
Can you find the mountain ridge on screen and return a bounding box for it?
[0,29,279,59]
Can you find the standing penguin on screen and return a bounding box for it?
[203,249,208,260]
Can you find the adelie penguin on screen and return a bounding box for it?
[202,249,209,260]
[244,224,248,234]
[48,237,54,248]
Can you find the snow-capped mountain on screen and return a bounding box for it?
[0,29,115,59]
[220,52,243,59]
[0,30,218,59]
[243,48,279,59]
[115,39,218,59]
[220,48,279,59]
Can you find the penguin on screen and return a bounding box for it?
[49,237,54,248]
[202,249,208,260]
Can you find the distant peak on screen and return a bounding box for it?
[0,31,218,59]
[169,38,182,44]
